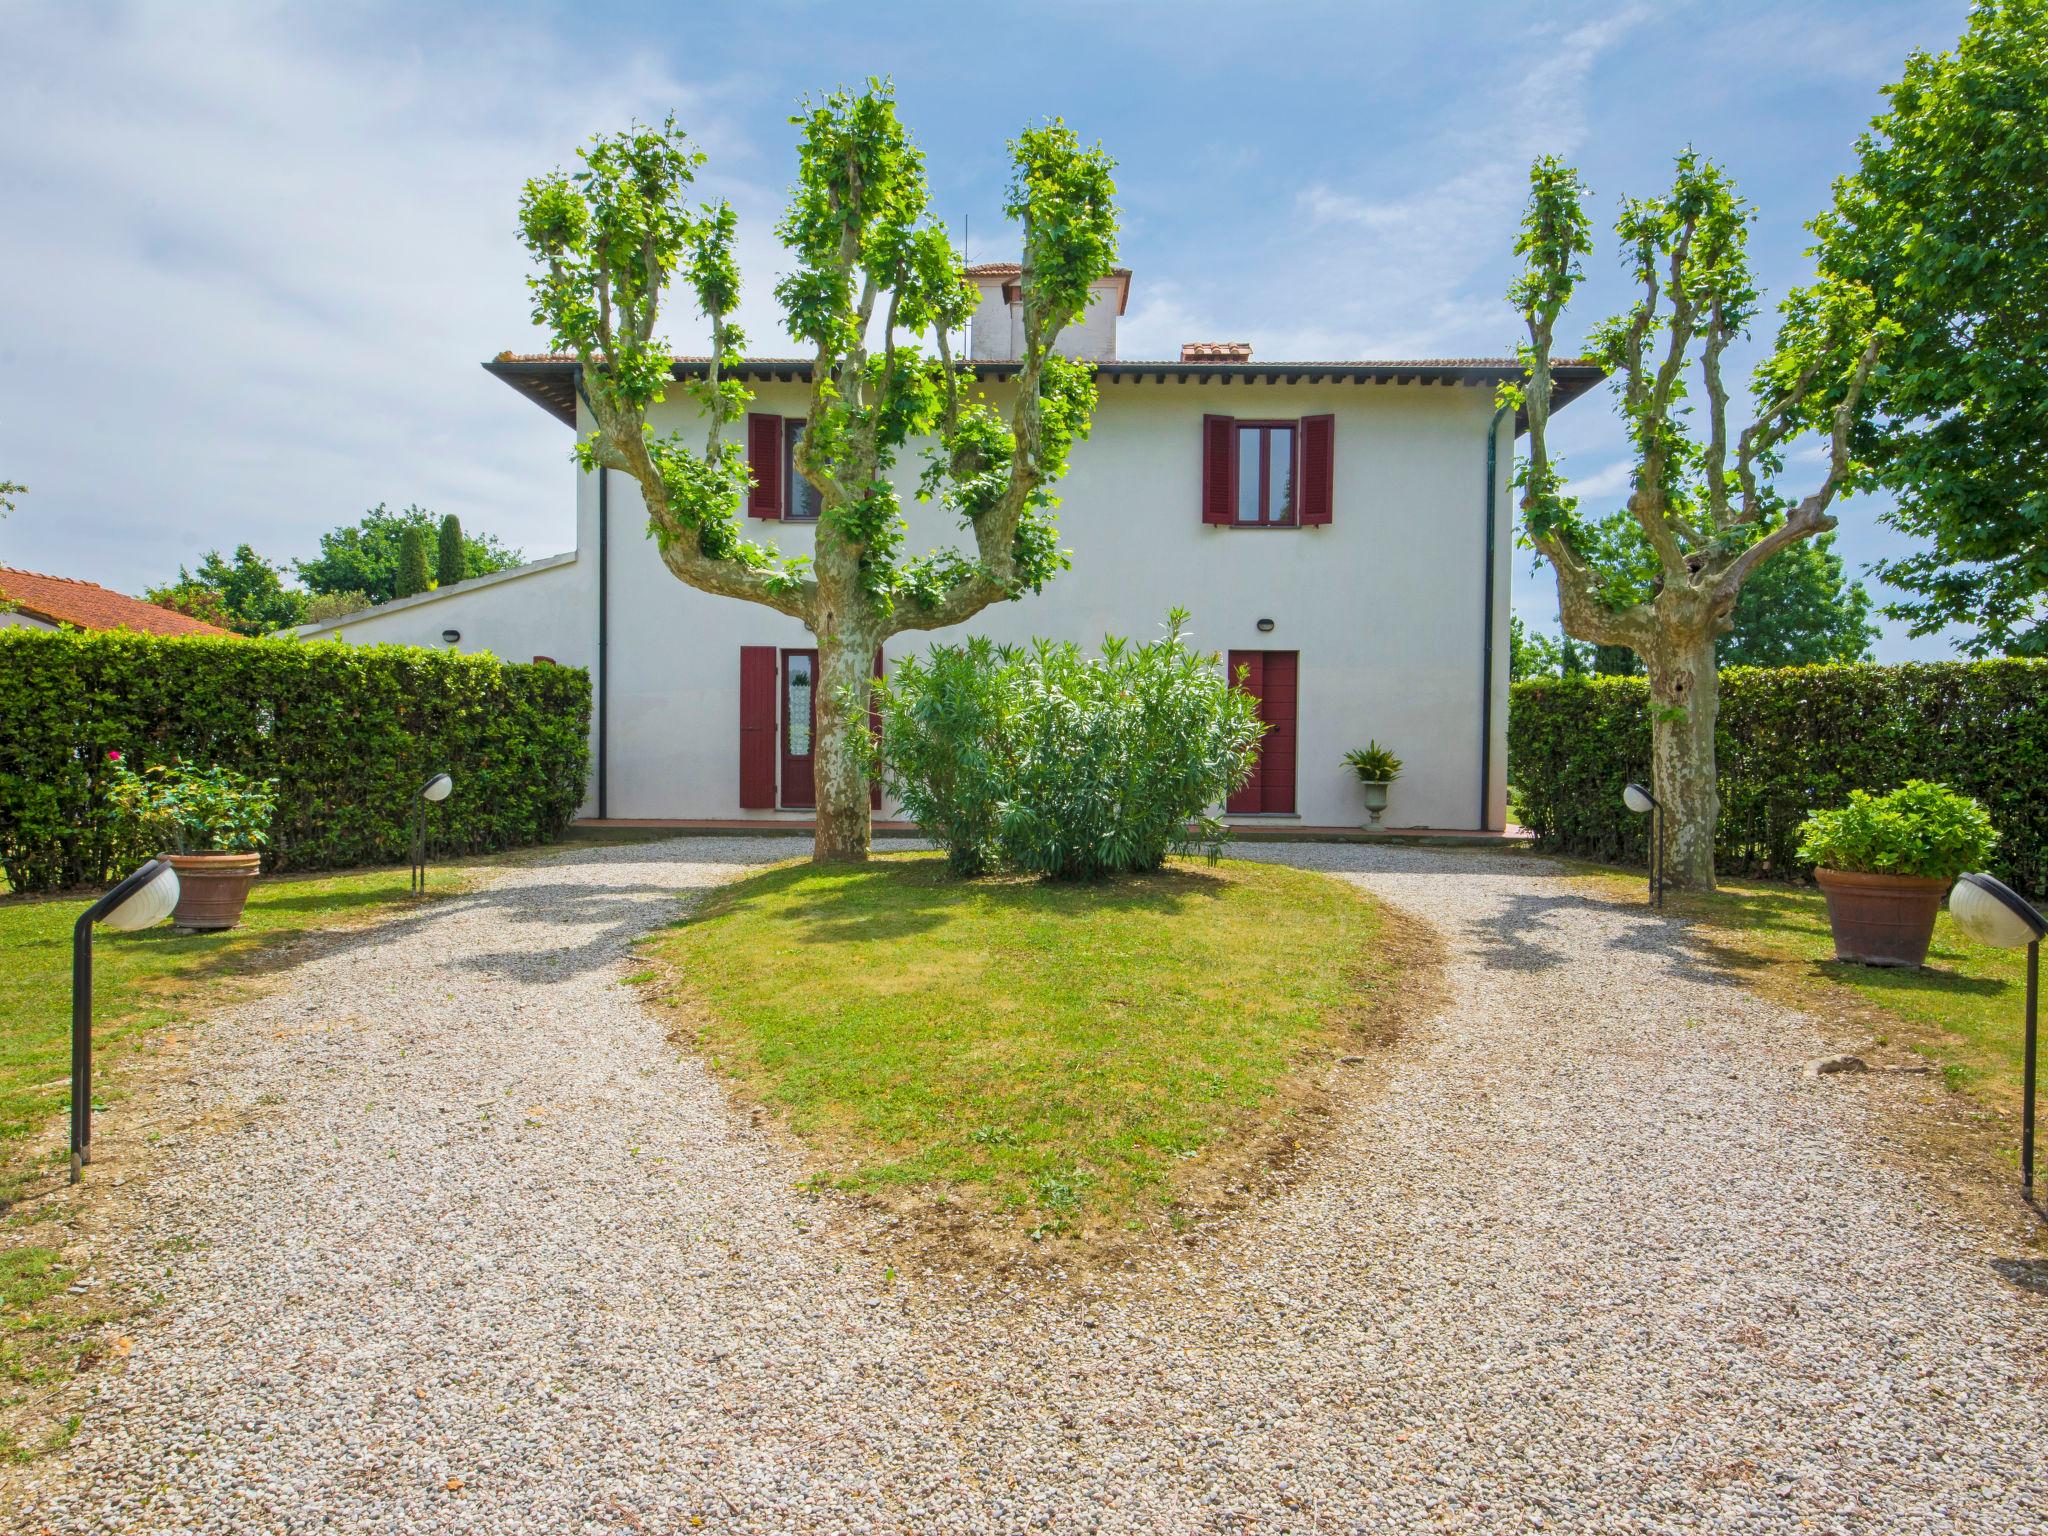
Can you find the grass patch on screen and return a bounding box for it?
[1571,865,2034,1112]
[649,852,1416,1246]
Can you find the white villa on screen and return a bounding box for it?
[294,264,1600,830]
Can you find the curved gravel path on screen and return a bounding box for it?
[12,837,2046,1534]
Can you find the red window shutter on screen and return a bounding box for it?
[870,648,884,812]
[1226,650,1264,813]
[1202,415,1236,525]
[739,646,777,807]
[746,413,783,520]
[1258,652,1298,813]
[1299,414,1335,526]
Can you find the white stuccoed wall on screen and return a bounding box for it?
[300,374,1513,829]
[597,375,1512,829]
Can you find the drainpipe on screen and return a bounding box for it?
[597,466,610,820]
[1478,403,1513,832]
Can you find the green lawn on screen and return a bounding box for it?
[0,863,469,1461]
[646,852,1410,1240]
[1574,866,2035,1106]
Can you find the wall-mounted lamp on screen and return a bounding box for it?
[441,629,461,645]
[1255,618,1276,634]
[73,859,181,1180]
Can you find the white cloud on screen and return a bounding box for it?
[0,1,770,592]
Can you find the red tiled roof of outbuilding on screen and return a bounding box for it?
[0,567,236,636]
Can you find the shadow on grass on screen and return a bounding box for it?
[688,857,1234,948]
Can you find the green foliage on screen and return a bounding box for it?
[435,514,465,588]
[295,504,523,604]
[1342,742,1403,784]
[1795,780,1997,880]
[1806,0,2048,655]
[879,613,1263,879]
[1508,660,2048,892]
[146,545,306,636]
[520,85,1117,623]
[0,480,23,516]
[0,629,589,892]
[394,526,430,599]
[1720,532,1877,668]
[870,639,1015,874]
[104,756,277,854]
[303,589,373,624]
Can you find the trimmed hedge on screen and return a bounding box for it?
[1509,660,2048,895]
[0,630,590,892]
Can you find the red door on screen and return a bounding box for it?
[780,648,817,809]
[1227,650,1298,814]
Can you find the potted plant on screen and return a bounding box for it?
[105,753,278,931]
[1796,779,1997,968]
[1342,742,1403,827]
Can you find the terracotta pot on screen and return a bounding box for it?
[161,851,263,932]
[1813,866,1951,968]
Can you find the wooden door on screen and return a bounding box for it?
[780,648,817,809]
[1227,650,1298,814]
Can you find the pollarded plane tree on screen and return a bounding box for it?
[518,83,1118,862]
[1508,152,1889,889]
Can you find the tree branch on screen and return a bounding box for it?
[1712,333,1883,598]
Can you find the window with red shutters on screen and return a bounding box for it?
[1226,649,1299,814]
[1202,415,1235,524]
[1299,414,1335,526]
[746,413,783,519]
[784,418,822,521]
[1203,416,1334,527]
[738,646,778,807]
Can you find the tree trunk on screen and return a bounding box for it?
[811,627,876,864]
[1645,629,1721,890]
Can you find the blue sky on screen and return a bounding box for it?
[0,0,1973,656]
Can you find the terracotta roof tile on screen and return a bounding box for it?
[964,262,1134,278]
[0,567,237,637]
[1180,342,1253,362]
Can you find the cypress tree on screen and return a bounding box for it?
[436,513,465,588]
[395,525,430,598]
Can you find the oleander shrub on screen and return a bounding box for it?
[0,629,590,891]
[1508,659,2048,893]
[879,614,1264,879]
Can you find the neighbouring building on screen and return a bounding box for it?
[0,566,234,637]
[293,264,1601,830]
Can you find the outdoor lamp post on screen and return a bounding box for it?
[1623,781,1662,908]
[412,772,454,894]
[73,859,181,1182]
[1949,871,2046,1206]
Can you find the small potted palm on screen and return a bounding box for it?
[106,754,278,931]
[1342,741,1403,827]
[1797,779,1997,968]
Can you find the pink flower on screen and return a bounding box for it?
[106,749,123,763]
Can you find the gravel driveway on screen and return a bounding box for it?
[12,837,2046,1534]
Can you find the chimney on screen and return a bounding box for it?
[966,263,1132,362]
[1180,342,1252,363]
